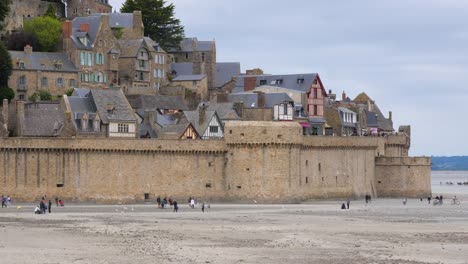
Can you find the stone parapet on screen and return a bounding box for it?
[0,138,227,153]
[375,156,431,166]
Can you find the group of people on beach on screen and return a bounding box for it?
[34,196,64,214]
[1,195,12,208]
[155,196,209,213]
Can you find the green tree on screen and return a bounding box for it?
[44,4,57,19]
[29,90,52,102]
[0,42,14,101]
[0,0,11,31]
[23,16,61,52]
[121,0,184,51]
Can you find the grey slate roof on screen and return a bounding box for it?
[173,74,206,81]
[184,110,217,135]
[172,38,214,52]
[206,102,241,121]
[227,93,293,108]
[72,88,91,98]
[71,15,102,50]
[156,122,193,139]
[9,51,78,72]
[89,89,137,124]
[68,96,97,114]
[216,62,241,88]
[139,123,157,138]
[23,106,64,137]
[233,73,318,93]
[171,63,193,75]
[365,110,379,127]
[119,38,157,58]
[127,95,189,111]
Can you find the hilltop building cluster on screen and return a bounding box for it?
[0,1,431,203]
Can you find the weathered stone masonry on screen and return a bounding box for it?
[0,122,431,203]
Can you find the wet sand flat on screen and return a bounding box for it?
[0,199,467,264]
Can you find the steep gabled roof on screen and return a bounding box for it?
[216,62,241,88]
[184,110,219,135]
[89,89,136,124]
[233,73,322,94]
[353,92,372,103]
[9,51,78,72]
[206,102,241,121]
[23,105,64,137]
[127,95,189,111]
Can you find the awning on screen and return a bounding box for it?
[299,122,311,128]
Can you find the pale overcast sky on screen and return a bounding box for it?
[110,0,468,156]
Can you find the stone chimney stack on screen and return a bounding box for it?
[233,102,243,118]
[342,91,346,101]
[367,100,373,112]
[2,99,8,131]
[133,11,144,38]
[254,91,265,108]
[62,21,72,38]
[16,100,25,137]
[388,111,392,121]
[198,103,206,125]
[328,89,336,101]
[24,45,33,55]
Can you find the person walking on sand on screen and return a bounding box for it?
[427,196,431,204]
[156,196,161,208]
[1,195,6,208]
[7,196,11,207]
[346,198,350,209]
[402,198,407,205]
[173,201,178,212]
[48,200,52,214]
[190,198,195,209]
[201,203,205,213]
[55,197,59,207]
[40,199,46,214]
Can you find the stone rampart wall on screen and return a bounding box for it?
[0,133,431,203]
[375,156,431,198]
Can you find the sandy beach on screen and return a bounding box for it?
[1,197,467,264]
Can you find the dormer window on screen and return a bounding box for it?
[78,37,88,46]
[297,78,304,84]
[54,63,62,70]
[19,62,25,69]
[106,104,115,113]
[272,79,283,85]
[259,80,267,85]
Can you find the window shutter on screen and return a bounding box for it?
[102,54,105,64]
[80,52,84,65]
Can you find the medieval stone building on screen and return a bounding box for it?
[66,0,112,19]
[169,38,217,92]
[2,0,65,35]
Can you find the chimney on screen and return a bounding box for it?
[216,93,228,103]
[61,96,77,137]
[133,11,144,38]
[244,76,257,91]
[24,45,33,55]
[2,99,8,131]
[367,100,373,112]
[328,89,336,101]
[80,23,90,33]
[233,102,244,118]
[16,100,25,137]
[62,21,72,38]
[342,91,346,101]
[198,103,206,125]
[253,91,265,108]
[388,111,392,121]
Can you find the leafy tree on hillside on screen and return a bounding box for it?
[121,0,184,51]
[44,4,57,19]
[0,0,11,31]
[23,16,62,52]
[0,42,15,101]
